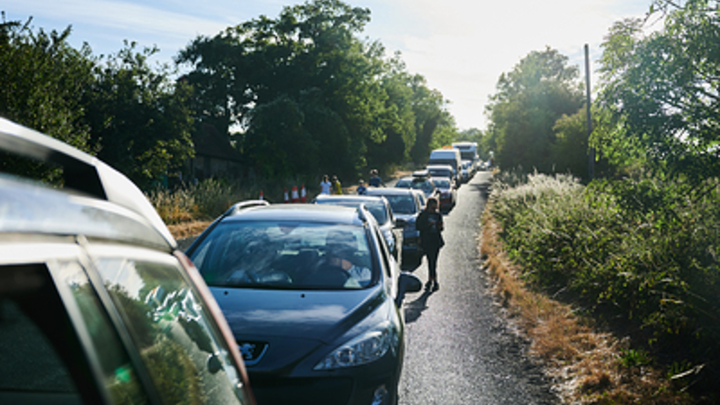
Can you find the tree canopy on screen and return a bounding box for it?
[597,0,720,186]
[177,0,453,179]
[485,47,584,174]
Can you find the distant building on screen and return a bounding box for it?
[188,123,243,180]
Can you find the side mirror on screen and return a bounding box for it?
[395,272,423,306]
[395,218,407,228]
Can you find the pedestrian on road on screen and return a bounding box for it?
[331,175,343,195]
[356,180,367,195]
[416,197,444,291]
[368,169,384,187]
[320,175,331,195]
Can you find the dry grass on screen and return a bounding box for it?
[168,220,213,241]
[480,209,692,405]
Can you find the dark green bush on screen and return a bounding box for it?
[489,172,720,385]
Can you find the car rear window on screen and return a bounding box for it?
[380,195,417,215]
[191,222,377,290]
[433,179,450,188]
[315,201,388,224]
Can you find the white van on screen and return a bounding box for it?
[428,148,462,184]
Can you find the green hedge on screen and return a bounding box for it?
[489,171,720,388]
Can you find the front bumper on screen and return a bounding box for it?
[248,352,401,405]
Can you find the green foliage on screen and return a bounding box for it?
[0,15,95,182]
[178,1,451,179]
[490,172,720,385]
[486,47,584,174]
[83,42,194,189]
[618,348,652,369]
[551,109,590,179]
[598,1,720,186]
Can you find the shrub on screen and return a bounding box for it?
[489,172,720,396]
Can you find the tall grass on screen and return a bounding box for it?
[147,177,321,224]
[488,172,720,402]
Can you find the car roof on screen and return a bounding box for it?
[314,194,388,205]
[366,187,418,196]
[0,118,175,250]
[427,164,454,170]
[219,203,370,226]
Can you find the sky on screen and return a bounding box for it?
[3,0,652,130]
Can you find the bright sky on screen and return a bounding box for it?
[4,0,651,130]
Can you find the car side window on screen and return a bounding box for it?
[91,247,249,405]
[0,260,148,405]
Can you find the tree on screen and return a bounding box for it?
[597,1,720,187]
[178,0,453,179]
[83,42,194,189]
[0,16,96,181]
[486,47,584,173]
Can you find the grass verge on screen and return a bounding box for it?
[480,210,692,404]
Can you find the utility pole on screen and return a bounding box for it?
[585,44,595,180]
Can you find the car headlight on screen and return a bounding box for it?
[314,322,398,370]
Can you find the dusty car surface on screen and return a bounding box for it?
[0,118,256,405]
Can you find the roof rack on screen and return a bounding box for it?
[223,200,270,216]
[355,204,368,223]
[0,117,176,247]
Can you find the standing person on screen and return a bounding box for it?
[331,175,343,195]
[368,169,384,187]
[320,175,331,195]
[356,180,367,195]
[416,197,444,291]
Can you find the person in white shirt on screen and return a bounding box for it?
[320,175,331,195]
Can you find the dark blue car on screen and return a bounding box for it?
[186,203,422,405]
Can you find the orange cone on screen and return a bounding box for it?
[259,190,264,200]
[300,184,307,203]
[284,188,289,203]
[291,186,299,203]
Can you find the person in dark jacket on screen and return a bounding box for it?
[416,197,444,291]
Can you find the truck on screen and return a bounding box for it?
[427,147,462,184]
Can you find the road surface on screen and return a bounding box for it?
[398,171,558,405]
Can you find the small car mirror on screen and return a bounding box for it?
[395,272,423,306]
[394,218,407,228]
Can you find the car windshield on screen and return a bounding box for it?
[381,195,417,215]
[396,178,433,195]
[395,179,411,189]
[190,221,376,290]
[433,179,450,189]
[316,200,388,224]
[413,180,434,196]
[429,169,451,178]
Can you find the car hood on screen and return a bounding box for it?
[211,285,389,370]
[213,285,386,340]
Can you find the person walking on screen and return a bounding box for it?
[320,175,331,195]
[368,169,384,187]
[356,180,367,195]
[331,175,343,195]
[416,197,444,291]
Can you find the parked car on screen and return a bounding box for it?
[394,170,439,200]
[0,118,256,405]
[426,164,457,187]
[365,188,425,265]
[431,177,457,212]
[313,194,404,262]
[186,203,422,405]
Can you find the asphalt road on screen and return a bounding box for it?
[398,171,558,405]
